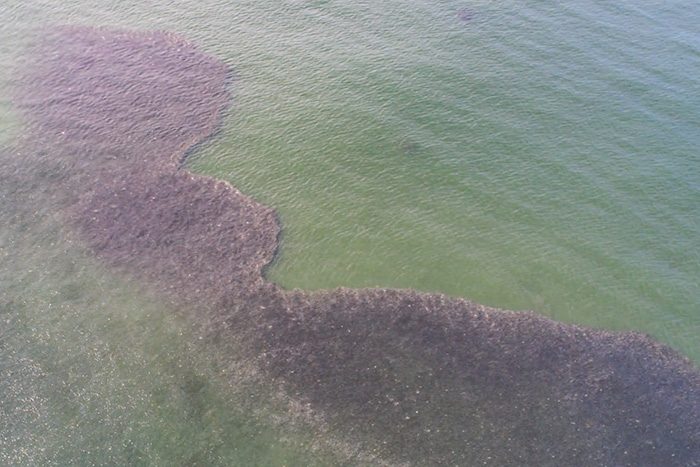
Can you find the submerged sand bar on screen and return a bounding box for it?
[11,26,700,466]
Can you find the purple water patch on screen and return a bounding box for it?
[9,26,700,466]
[457,9,474,22]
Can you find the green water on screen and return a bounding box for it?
[2,0,699,464]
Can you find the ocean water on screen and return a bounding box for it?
[1,1,699,465]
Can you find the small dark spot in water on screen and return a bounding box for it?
[399,139,419,155]
[180,372,208,421]
[457,9,474,22]
[60,282,82,301]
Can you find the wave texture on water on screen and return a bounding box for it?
[8,26,700,466]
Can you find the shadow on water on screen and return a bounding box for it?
[3,25,700,466]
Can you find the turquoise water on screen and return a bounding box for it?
[2,1,699,464]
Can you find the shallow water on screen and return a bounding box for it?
[2,1,700,465]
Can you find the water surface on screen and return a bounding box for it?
[2,1,700,465]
